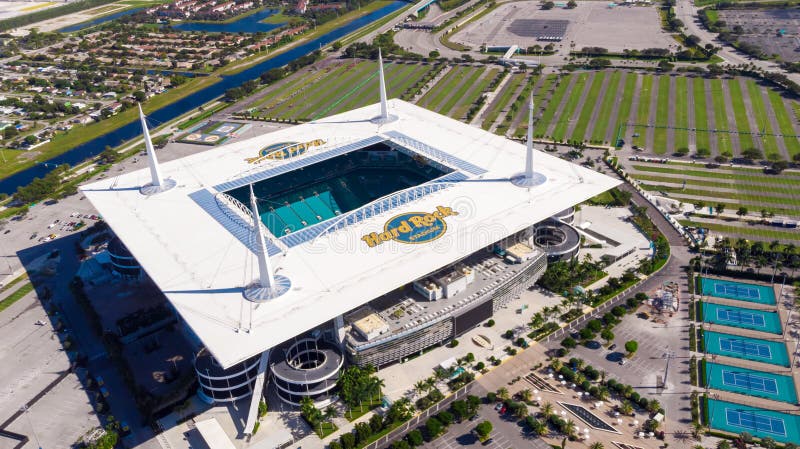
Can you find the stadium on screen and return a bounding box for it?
[81,63,619,434]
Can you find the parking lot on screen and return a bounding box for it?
[453,1,675,52]
[717,9,800,62]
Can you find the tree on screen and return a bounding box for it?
[590,443,604,449]
[496,387,510,401]
[625,340,638,355]
[542,1,555,9]
[657,60,674,72]
[736,207,748,217]
[561,337,577,348]
[406,429,423,446]
[567,0,577,7]
[540,402,554,420]
[716,440,731,449]
[519,389,533,403]
[715,203,725,216]
[474,420,493,441]
[425,417,443,437]
[563,419,577,438]
[451,400,468,421]
[386,397,414,424]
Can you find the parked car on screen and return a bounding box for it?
[608,344,617,351]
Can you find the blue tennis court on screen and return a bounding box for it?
[700,278,776,305]
[708,399,800,443]
[719,338,772,358]
[703,331,790,367]
[705,362,797,403]
[701,303,782,334]
[722,371,778,394]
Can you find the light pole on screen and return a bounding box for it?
[20,405,41,449]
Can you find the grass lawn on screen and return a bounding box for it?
[288,62,373,118]
[745,79,779,159]
[679,219,800,242]
[639,184,800,207]
[652,76,670,154]
[534,74,566,137]
[590,71,621,144]
[570,71,605,143]
[344,395,382,422]
[505,75,540,137]
[0,273,28,294]
[674,76,689,150]
[259,7,292,23]
[767,89,800,158]
[329,62,420,114]
[612,72,637,146]
[632,74,653,147]
[418,66,465,108]
[451,68,499,119]
[693,77,710,153]
[482,73,525,130]
[709,79,733,156]
[630,164,800,185]
[630,173,800,196]
[552,73,588,141]
[728,79,755,150]
[436,66,486,115]
[0,283,34,313]
[313,422,338,439]
[265,62,355,116]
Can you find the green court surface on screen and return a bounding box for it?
[701,302,782,334]
[704,362,797,404]
[706,398,800,444]
[703,331,789,367]
[700,277,777,305]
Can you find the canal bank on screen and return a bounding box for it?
[0,0,407,195]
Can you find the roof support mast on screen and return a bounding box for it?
[511,95,546,188]
[371,49,397,124]
[243,185,291,302]
[138,103,176,195]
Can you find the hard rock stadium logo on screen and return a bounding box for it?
[361,206,458,248]
[245,139,325,164]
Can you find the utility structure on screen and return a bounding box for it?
[511,96,546,188]
[138,103,176,195]
[371,49,397,124]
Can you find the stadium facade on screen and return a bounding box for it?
[82,61,619,434]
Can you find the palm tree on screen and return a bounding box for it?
[540,402,554,420]
[531,418,548,436]
[691,421,706,440]
[413,380,427,397]
[519,389,533,403]
[590,443,604,449]
[619,401,634,416]
[323,406,337,426]
[497,387,510,401]
[563,419,577,438]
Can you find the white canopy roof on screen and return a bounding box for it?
[82,99,619,368]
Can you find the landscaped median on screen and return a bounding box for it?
[0,281,34,313]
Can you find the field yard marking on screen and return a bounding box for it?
[679,219,800,242]
[329,61,414,114]
[512,75,544,138]
[290,62,375,119]
[481,73,525,130]
[569,71,605,143]
[588,70,620,144]
[744,79,782,160]
[439,66,490,117]
[673,76,689,151]
[769,90,800,158]
[552,73,588,141]
[727,78,755,152]
[418,65,464,108]
[709,78,733,156]
[602,71,629,145]
[454,68,499,120]
[693,77,711,154]
[650,76,669,154]
[632,74,653,148]
[533,74,567,138]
